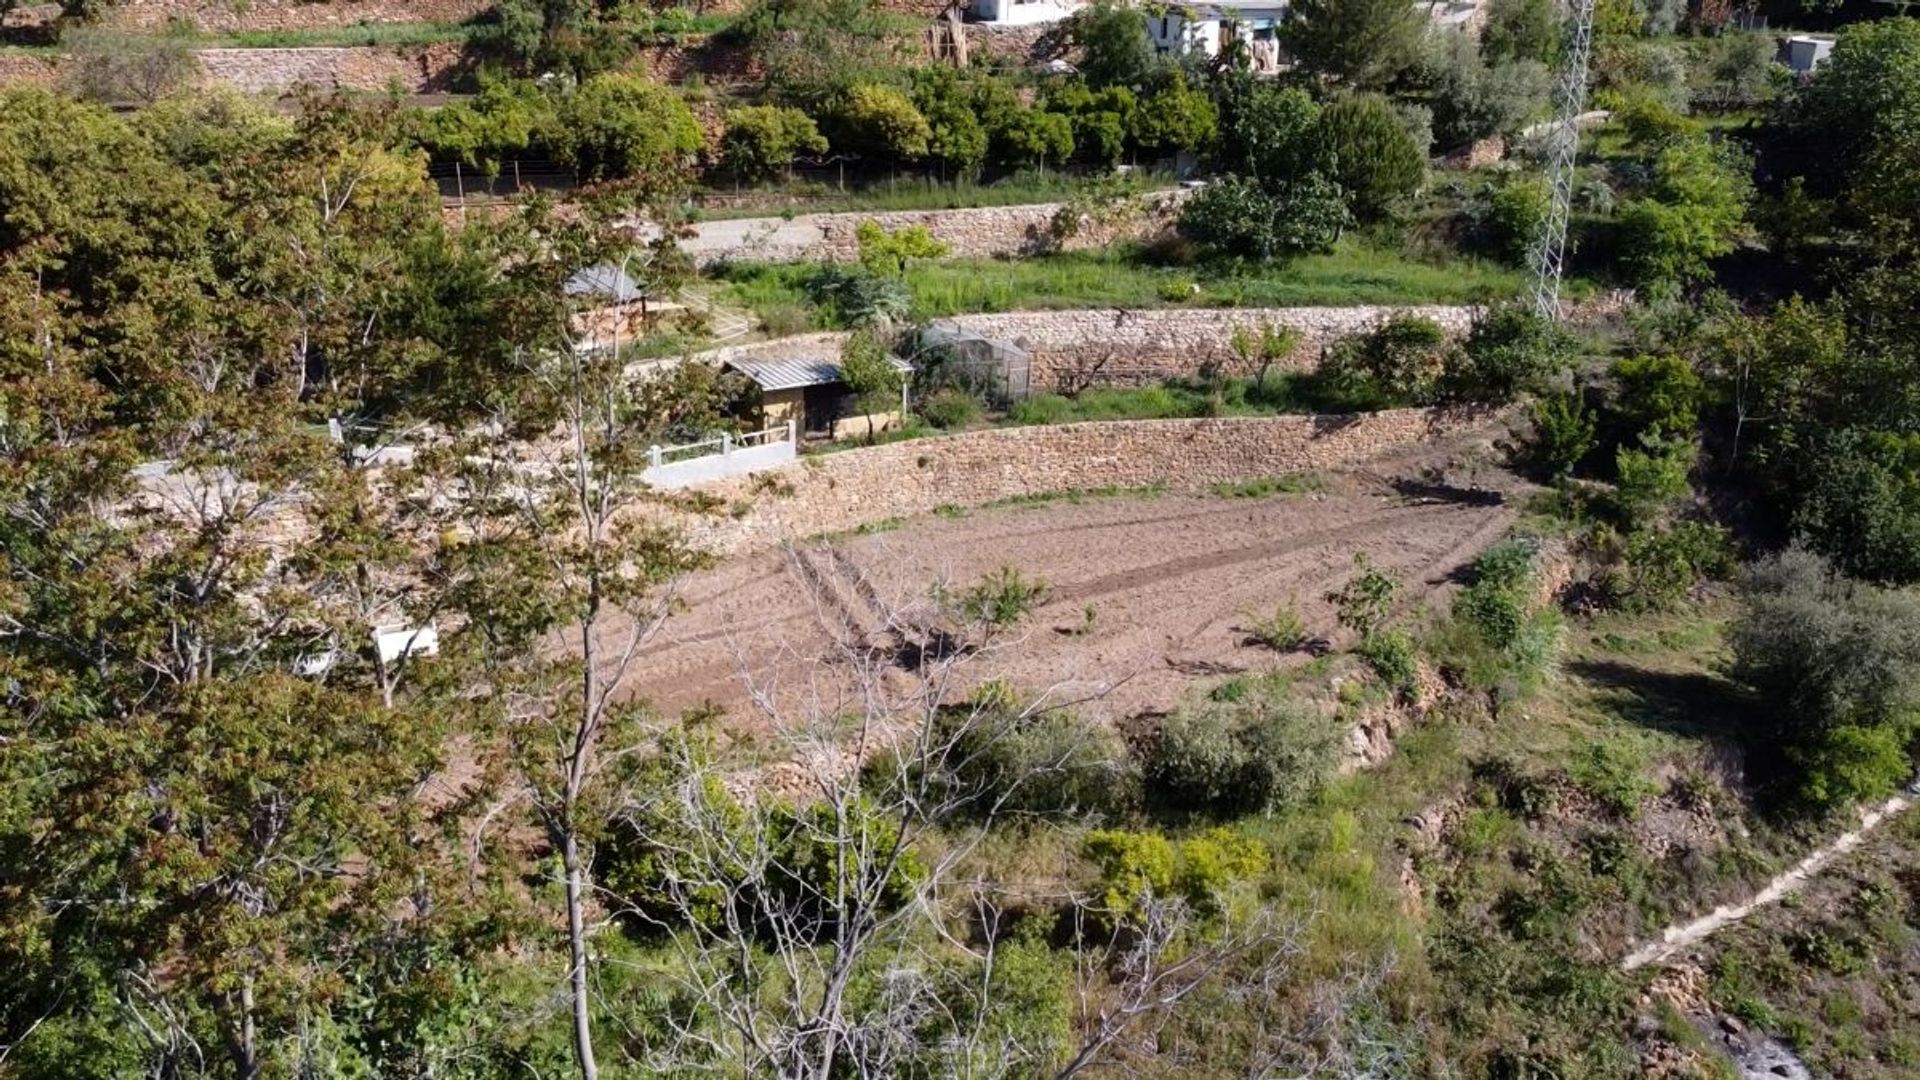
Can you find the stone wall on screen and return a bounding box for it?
[672,190,1189,266]
[660,407,1505,557]
[0,42,465,94]
[104,0,491,31]
[685,305,1479,391]
[194,41,464,92]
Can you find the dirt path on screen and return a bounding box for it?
[1621,792,1917,972]
[613,469,1515,732]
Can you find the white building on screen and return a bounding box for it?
[1783,35,1834,76]
[1146,0,1289,69]
[969,0,1085,26]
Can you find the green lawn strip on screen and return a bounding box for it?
[715,241,1551,326]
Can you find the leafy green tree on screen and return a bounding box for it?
[1480,174,1550,264]
[1046,81,1139,167]
[1789,17,1920,250]
[720,104,828,184]
[1284,0,1425,89]
[1212,76,1325,182]
[1177,173,1349,261]
[1795,429,1920,585]
[556,73,702,183]
[419,78,560,175]
[839,328,906,441]
[1617,135,1752,287]
[1317,93,1426,220]
[1483,0,1558,65]
[1132,68,1218,158]
[1423,29,1552,147]
[832,83,933,162]
[993,108,1075,167]
[911,68,992,176]
[1527,393,1598,481]
[1731,548,1920,807]
[1062,0,1158,89]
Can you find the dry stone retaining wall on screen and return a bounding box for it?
[661,407,1506,557]
[685,305,1479,390]
[104,0,490,31]
[194,41,463,92]
[0,42,464,93]
[674,190,1188,266]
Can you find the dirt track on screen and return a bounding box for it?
[620,468,1517,729]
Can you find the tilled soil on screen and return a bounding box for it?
[616,468,1516,731]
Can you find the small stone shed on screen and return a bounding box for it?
[724,355,913,441]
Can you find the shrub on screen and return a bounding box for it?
[1730,548,1920,806]
[1612,433,1696,527]
[919,388,982,429]
[1359,628,1419,695]
[720,105,828,184]
[939,566,1047,628]
[1612,520,1732,612]
[1609,353,1703,438]
[1616,136,1753,288]
[1327,553,1399,640]
[1082,830,1177,917]
[1082,828,1270,919]
[1526,392,1597,481]
[1247,602,1308,651]
[1480,175,1550,265]
[1794,429,1920,586]
[63,28,200,105]
[1144,686,1338,816]
[805,264,910,327]
[1796,725,1913,811]
[916,690,1137,821]
[1319,315,1451,407]
[855,221,949,276]
[1440,304,1572,403]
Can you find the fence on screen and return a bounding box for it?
[641,421,797,489]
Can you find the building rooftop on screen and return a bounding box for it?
[725,355,913,392]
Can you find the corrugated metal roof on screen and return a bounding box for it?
[725,355,912,392]
[566,263,647,302]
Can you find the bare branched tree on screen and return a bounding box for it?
[589,553,1301,1080]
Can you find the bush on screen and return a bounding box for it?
[1479,176,1550,266]
[1247,602,1307,651]
[1316,315,1451,407]
[1527,392,1597,481]
[720,105,828,184]
[1730,548,1920,806]
[1083,827,1270,919]
[805,264,910,327]
[1359,628,1419,695]
[915,688,1137,821]
[1797,725,1913,811]
[1612,433,1696,527]
[1612,520,1732,612]
[1616,136,1753,288]
[919,387,983,429]
[1143,685,1338,817]
[1609,353,1703,438]
[1327,553,1400,640]
[1440,304,1572,404]
[62,28,200,105]
[1794,429,1920,586]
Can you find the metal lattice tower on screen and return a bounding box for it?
[1528,0,1598,321]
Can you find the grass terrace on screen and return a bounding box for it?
[717,241,1546,328]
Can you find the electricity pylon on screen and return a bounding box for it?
[1528,0,1598,321]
